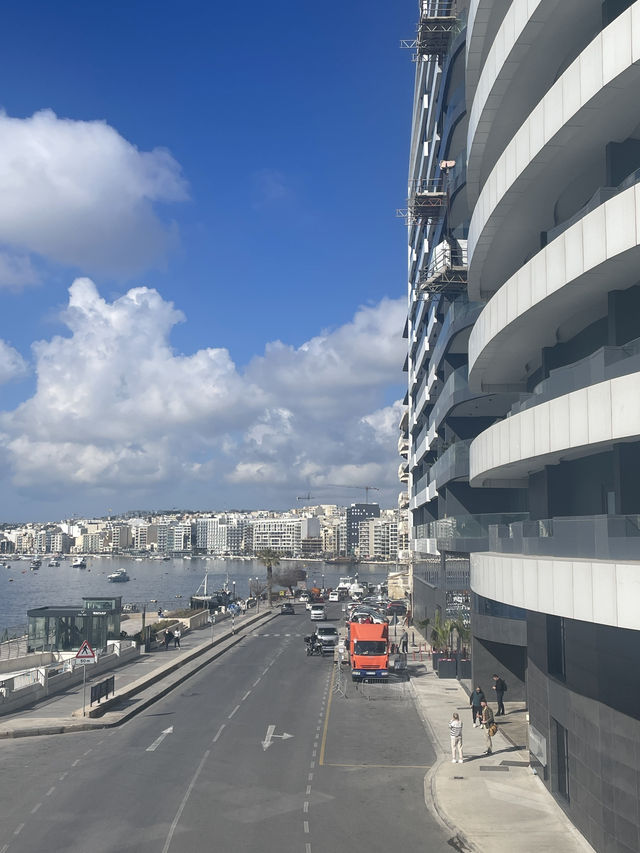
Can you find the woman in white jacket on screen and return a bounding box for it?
[449,712,463,763]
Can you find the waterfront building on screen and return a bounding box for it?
[345,503,380,555]
[252,516,303,555]
[404,1,640,850]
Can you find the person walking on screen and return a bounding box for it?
[173,627,181,648]
[399,630,409,654]
[470,686,485,726]
[480,700,495,755]
[449,712,463,763]
[164,629,173,650]
[492,673,506,715]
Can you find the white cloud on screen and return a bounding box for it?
[0,280,406,511]
[0,339,29,385]
[0,110,188,282]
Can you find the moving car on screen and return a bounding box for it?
[280,602,295,615]
[310,603,326,621]
[315,623,339,651]
[328,591,340,602]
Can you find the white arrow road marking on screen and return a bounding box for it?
[262,725,293,750]
[146,726,174,752]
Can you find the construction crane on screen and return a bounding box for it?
[325,484,381,503]
[296,493,317,503]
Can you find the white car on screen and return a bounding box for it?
[310,604,326,621]
[328,591,340,602]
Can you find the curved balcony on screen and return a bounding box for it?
[468,183,640,392]
[428,364,514,432]
[430,438,471,489]
[471,549,640,631]
[467,0,600,203]
[429,297,483,376]
[466,0,512,101]
[469,372,640,486]
[488,514,640,561]
[468,6,640,301]
[428,511,528,552]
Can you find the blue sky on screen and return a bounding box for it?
[0,1,415,520]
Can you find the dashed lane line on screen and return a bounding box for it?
[228,705,240,719]
[212,724,225,743]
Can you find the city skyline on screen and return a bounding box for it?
[0,1,414,520]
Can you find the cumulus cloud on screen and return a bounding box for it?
[0,110,188,282]
[0,339,29,385]
[0,280,406,509]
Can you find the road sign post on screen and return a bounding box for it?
[75,640,96,716]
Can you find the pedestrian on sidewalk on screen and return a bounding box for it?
[449,712,463,763]
[173,627,181,648]
[470,686,485,726]
[399,630,409,654]
[164,629,173,650]
[480,700,494,755]
[492,673,506,715]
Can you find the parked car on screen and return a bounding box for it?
[280,602,295,615]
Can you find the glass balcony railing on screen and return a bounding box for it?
[429,438,471,487]
[489,515,640,561]
[413,513,529,543]
[510,336,640,418]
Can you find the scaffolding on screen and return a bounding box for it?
[419,240,468,296]
[400,1,458,60]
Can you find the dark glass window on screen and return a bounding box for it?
[473,594,526,621]
[554,719,570,801]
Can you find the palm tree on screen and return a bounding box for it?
[257,549,280,607]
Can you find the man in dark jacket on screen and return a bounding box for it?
[492,673,506,715]
[470,686,485,726]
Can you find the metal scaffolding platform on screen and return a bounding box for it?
[400,1,458,60]
[418,240,468,295]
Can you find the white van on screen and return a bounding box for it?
[310,604,326,621]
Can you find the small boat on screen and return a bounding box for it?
[108,568,130,583]
[30,559,42,571]
[72,557,87,569]
[48,559,60,567]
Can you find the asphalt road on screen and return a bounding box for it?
[0,606,451,853]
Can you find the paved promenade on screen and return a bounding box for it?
[0,612,595,853]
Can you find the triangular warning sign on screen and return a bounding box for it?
[75,640,95,660]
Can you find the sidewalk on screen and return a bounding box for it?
[409,661,595,853]
[0,607,278,738]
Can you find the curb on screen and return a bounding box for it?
[0,608,279,739]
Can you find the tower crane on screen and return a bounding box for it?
[296,493,317,503]
[325,484,381,503]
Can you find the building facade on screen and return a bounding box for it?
[404,2,640,851]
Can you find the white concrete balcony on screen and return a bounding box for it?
[469,372,640,487]
[398,435,410,458]
[471,550,640,631]
[468,183,640,392]
[467,0,601,204]
[468,6,640,301]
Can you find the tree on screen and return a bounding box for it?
[257,549,280,607]
[273,566,307,596]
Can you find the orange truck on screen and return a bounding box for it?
[349,621,389,681]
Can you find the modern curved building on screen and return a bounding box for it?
[404,2,640,850]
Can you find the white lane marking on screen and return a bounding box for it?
[14,824,25,836]
[304,821,310,833]
[262,668,269,675]
[312,749,317,757]
[83,749,92,756]
[228,704,240,719]
[310,761,315,769]
[146,726,174,752]
[31,803,41,814]
[59,772,68,781]
[262,724,275,751]
[303,801,309,813]
[1,843,9,853]
[306,845,311,853]
[212,724,225,743]
[46,787,55,796]
[308,773,313,781]
[306,785,311,795]
[71,759,80,767]
[162,750,210,853]
[242,690,251,701]
[252,678,261,687]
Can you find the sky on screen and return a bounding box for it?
[0,0,416,521]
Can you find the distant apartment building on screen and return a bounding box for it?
[130,523,149,551]
[252,516,303,554]
[196,515,250,554]
[403,2,640,850]
[345,504,380,555]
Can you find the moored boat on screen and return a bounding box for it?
[108,568,130,583]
